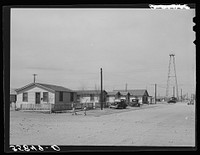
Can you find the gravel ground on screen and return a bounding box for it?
[10,102,195,146]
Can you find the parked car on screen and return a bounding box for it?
[167,97,177,103]
[109,99,128,109]
[129,99,140,107]
[187,100,194,105]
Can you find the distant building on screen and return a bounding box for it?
[106,91,121,103]
[10,88,17,103]
[76,90,107,108]
[10,88,17,110]
[129,89,149,104]
[148,96,153,104]
[114,89,149,104]
[156,96,166,102]
[15,83,76,111]
[118,91,130,104]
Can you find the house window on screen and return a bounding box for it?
[90,94,94,101]
[59,92,63,101]
[77,95,80,100]
[70,93,74,102]
[23,92,28,102]
[43,92,49,102]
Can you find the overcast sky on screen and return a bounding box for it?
[10,8,195,97]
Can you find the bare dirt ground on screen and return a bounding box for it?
[10,102,195,146]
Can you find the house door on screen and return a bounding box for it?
[35,92,40,104]
[143,96,147,104]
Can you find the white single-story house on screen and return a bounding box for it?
[106,91,121,103]
[76,90,107,108]
[15,83,76,111]
[114,89,149,104]
[128,89,149,104]
[113,90,131,104]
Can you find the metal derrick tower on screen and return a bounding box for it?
[166,54,179,100]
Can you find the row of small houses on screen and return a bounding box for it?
[10,82,153,112]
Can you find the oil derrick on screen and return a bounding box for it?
[166,54,179,100]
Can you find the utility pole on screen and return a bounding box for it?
[33,74,37,83]
[173,86,175,97]
[155,84,157,104]
[181,89,182,102]
[125,83,127,91]
[100,68,103,110]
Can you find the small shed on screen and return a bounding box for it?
[15,83,76,112]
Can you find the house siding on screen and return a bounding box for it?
[130,96,136,101]
[107,96,115,103]
[79,96,91,103]
[93,96,100,103]
[55,91,72,104]
[129,96,143,104]
[120,96,126,100]
[16,86,55,109]
[138,97,143,104]
[79,95,102,103]
[10,94,17,103]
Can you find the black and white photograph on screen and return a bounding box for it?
[6,4,196,151]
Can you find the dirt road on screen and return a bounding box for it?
[10,102,195,146]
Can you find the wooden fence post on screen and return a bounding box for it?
[49,103,51,114]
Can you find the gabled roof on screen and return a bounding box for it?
[15,83,73,94]
[37,83,73,92]
[114,89,149,97]
[128,89,149,96]
[76,90,107,95]
[107,91,120,96]
[120,91,130,96]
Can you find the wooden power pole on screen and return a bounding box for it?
[100,68,103,110]
[181,88,182,102]
[155,84,157,104]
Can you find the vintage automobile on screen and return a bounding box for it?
[187,100,194,105]
[167,97,177,103]
[109,99,128,109]
[129,99,140,107]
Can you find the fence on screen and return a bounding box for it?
[20,103,52,112]
[19,102,107,113]
[20,103,72,112]
[52,103,72,111]
[75,102,108,109]
[74,102,94,109]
